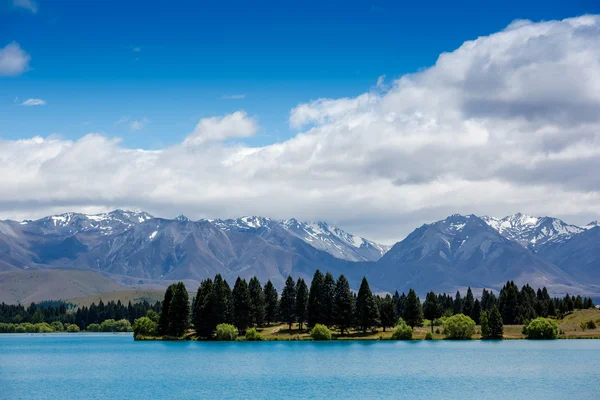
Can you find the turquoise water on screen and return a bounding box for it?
[1,334,599,399]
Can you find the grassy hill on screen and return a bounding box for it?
[68,289,164,307]
[0,270,126,304]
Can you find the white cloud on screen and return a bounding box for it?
[0,42,31,76]
[184,111,258,146]
[13,0,38,13]
[132,47,141,53]
[221,94,246,100]
[129,118,149,131]
[376,74,386,87]
[21,98,45,106]
[2,16,600,243]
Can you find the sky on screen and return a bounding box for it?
[2,0,600,244]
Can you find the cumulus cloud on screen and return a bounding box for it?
[2,16,600,243]
[129,118,149,131]
[0,42,31,76]
[13,0,38,13]
[21,98,45,106]
[184,111,258,146]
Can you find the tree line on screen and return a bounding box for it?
[0,299,161,331]
[147,271,595,339]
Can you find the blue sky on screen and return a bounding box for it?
[2,0,599,149]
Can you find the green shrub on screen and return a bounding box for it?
[443,314,475,340]
[391,319,413,340]
[435,328,440,334]
[586,320,597,330]
[20,322,36,333]
[87,323,101,332]
[116,319,133,332]
[0,323,16,333]
[524,317,558,339]
[34,323,54,333]
[132,317,158,338]
[425,332,433,340]
[245,327,263,341]
[215,323,238,341]
[310,324,332,340]
[50,321,64,332]
[14,325,26,333]
[66,324,80,333]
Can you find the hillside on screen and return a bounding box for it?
[67,289,165,308]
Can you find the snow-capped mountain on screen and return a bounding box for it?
[482,213,584,248]
[212,216,389,262]
[585,221,600,230]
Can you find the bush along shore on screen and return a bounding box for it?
[132,271,600,341]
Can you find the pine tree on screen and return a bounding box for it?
[453,290,463,315]
[355,277,379,332]
[498,281,519,324]
[333,274,354,335]
[396,292,407,317]
[168,282,190,337]
[463,287,474,318]
[295,278,309,329]
[214,274,233,324]
[307,270,324,327]
[480,311,489,338]
[232,277,251,334]
[279,276,296,330]
[404,288,423,328]
[263,280,278,325]
[379,295,397,332]
[487,305,503,339]
[248,277,265,327]
[422,291,441,333]
[471,299,482,324]
[322,272,335,327]
[193,279,217,338]
[158,284,176,335]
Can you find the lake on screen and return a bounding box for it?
[1,334,599,399]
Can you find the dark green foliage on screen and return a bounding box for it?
[295,278,309,329]
[379,295,397,332]
[453,291,463,315]
[463,287,474,318]
[395,292,407,318]
[498,281,519,324]
[471,299,482,325]
[232,277,251,334]
[248,277,265,327]
[403,289,423,328]
[279,276,296,330]
[307,270,324,327]
[263,280,279,325]
[168,282,190,337]
[193,279,217,338]
[355,277,379,332]
[158,284,176,335]
[483,305,503,339]
[322,272,335,327]
[423,291,442,332]
[333,274,354,335]
[213,275,233,325]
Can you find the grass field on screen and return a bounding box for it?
[67,289,164,308]
[242,308,600,340]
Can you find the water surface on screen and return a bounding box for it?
[1,334,599,399]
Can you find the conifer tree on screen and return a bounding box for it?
[453,290,463,315]
[487,305,504,339]
[158,284,176,335]
[498,281,519,324]
[168,282,190,337]
[214,274,233,324]
[379,294,397,332]
[471,299,482,324]
[295,278,309,329]
[463,287,474,318]
[322,272,335,327]
[307,270,324,327]
[280,276,296,330]
[333,274,354,335]
[422,291,441,333]
[355,277,379,332]
[263,280,279,325]
[248,277,265,327]
[403,288,423,328]
[193,279,217,338]
[232,277,251,334]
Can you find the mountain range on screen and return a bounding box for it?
[0,210,599,303]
